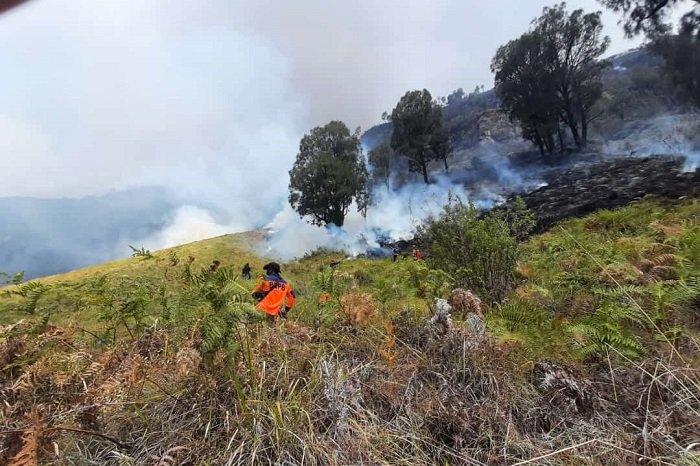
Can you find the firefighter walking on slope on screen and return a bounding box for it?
[252,262,296,325]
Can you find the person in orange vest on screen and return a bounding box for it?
[412,247,424,260]
[251,262,296,323]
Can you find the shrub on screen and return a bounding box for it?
[419,197,518,302]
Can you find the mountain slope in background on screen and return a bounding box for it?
[0,187,177,279]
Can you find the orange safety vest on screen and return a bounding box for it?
[252,274,296,316]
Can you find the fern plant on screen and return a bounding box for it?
[178,263,261,376]
[568,301,645,359]
[4,281,52,315]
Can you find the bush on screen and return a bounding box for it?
[419,197,518,302]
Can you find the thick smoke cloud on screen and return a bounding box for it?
[228,0,646,129]
[0,0,651,277]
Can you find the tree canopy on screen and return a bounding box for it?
[651,33,700,109]
[598,0,700,37]
[492,30,561,154]
[492,3,609,153]
[367,143,392,189]
[390,89,449,184]
[598,0,700,110]
[288,121,368,227]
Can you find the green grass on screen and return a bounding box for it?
[1,199,699,465]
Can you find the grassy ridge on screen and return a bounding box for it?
[0,199,699,465]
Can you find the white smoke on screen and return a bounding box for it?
[139,206,233,251]
[602,113,700,172]
[261,161,520,260]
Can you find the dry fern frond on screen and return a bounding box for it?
[10,409,46,466]
[648,265,677,281]
[340,292,378,326]
[515,264,535,279]
[448,288,483,317]
[651,253,677,267]
[175,348,201,378]
[11,372,43,395]
[572,293,595,315]
[649,221,685,239]
[599,263,642,285]
[151,446,188,466]
[642,242,676,257]
[635,258,656,273]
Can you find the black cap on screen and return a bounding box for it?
[263,262,281,275]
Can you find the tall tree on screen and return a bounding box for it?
[492,31,562,155]
[492,4,609,151]
[535,4,610,147]
[598,0,700,37]
[599,0,700,110]
[368,143,392,189]
[288,121,368,227]
[651,32,700,109]
[390,89,450,184]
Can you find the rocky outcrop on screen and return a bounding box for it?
[506,156,700,233]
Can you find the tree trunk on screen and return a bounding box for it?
[443,156,449,173]
[422,160,429,184]
[557,126,565,152]
[560,90,582,148]
[536,140,545,156]
[546,133,556,154]
[329,206,344,227]
[568,121,581,148]
[580,114,588,146]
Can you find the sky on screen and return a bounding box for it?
[0,0,653,201]
[0,0,681,273]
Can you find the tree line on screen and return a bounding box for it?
[288,0,700,228]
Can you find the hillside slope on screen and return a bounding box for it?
[0,200,699,465]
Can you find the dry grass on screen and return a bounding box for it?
[1,200,699,465]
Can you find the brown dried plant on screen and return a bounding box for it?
[380,321,397,368]
[10,409,46,466]
[340,292,378,326]
[447,288,483,318]
[151,445,189,466]
[636,247,679,282]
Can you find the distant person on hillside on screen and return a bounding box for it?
[242,263,251,280]
[252,262,296,324]
[330,259,341,269]
[412,247,424,261]
[392,247,400,262]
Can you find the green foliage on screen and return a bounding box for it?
[87,276,157,342]
[492,197,536,241]
[400,259,454,300]
[492,29,561,154]
[288,121,369,227]
[598,0,699,38]
[198,302,259,370]
[420,197,518,302]
[129,245,154,260]
[368,143,392,189]
[489,299,551,333]
[568,300,646,359]
[492,3,610,150]
[4,281,52,315]
[651,33,700,110]
[311,268,353,296]
[390,89,449,183]
[0,271,24,286]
